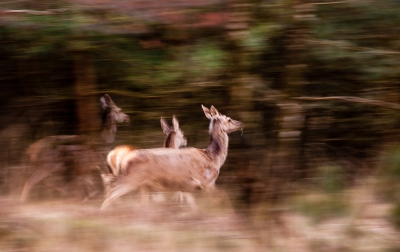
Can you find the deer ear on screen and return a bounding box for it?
[202,105,212,120]
[105,94,117,108]
[210,106,220,117]
[172,115,180,129]
[100,96,108,110]
[160,117,170,135]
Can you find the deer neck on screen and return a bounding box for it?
[100,110,117,144]
[205,119,229,167]
[101,125,116,144]
[163,132,175,148]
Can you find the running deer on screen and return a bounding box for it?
[20,94,129,202]
[101,105,243,210]
[102,115,189,203]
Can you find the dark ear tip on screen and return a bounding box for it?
[160,117,169,125]
[105,94,112,100]
[172,115,179,126]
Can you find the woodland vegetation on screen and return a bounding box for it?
[1,0,400,251]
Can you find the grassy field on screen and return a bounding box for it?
[0,178,399,252]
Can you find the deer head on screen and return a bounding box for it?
[202,105,244,134]
[161,115,187,149]
[100,94,130,143]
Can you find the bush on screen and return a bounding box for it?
[316,165,346,194]
[391,200,400,230]
[291,193,349,223]
[376,147,400,201]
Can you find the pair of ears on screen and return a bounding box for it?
[100,94,117,110]
[202,105,220,120]
[161,105,219,134]
[161,115,179,135]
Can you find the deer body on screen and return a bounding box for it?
[120,147,221,190]
[101,105,243,210]
[20,94,129,202]
[106,115,186,177]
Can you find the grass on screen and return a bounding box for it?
[1,175,400,252]
[0,199,261,252]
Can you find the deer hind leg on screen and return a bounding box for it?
[100,180,139,210]
[138,186,152,206]
[181,192,197,210]
[166,191,197,210]
[20,167,53,202]
[80,175,101,202]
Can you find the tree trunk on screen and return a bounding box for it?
[73,51,100,135]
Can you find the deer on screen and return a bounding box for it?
[20,94,129,202]
[100,105,244,210]
[102,115,191,204]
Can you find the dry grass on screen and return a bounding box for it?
[0,178,399,252]
[0,195,262,252]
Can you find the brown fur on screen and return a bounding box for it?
[101,105,243,210]
[105,115,186,178]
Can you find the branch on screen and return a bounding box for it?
[0,0,29,5]
[0,8,66,15]
[293,96,400,110]
[312,1,349,5]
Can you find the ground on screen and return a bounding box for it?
[0,178,399,252]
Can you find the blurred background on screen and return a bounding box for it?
[1,0,400,251]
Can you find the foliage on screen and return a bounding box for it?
[376,147,400,201]
[315,165,346,194]
[392,200,400,230]
[1,0,400,207]
[290,192,350,223]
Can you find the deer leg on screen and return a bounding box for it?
[80,174,102,202]
[181,192,197,210]
[81,178,96,202]
[150,192,167,203]
[138,186,150,206]
[101,182,137,210]
[20,168,52,202]
[169,191,197,210]
[170,191,182,203]
[42,180,69,196]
